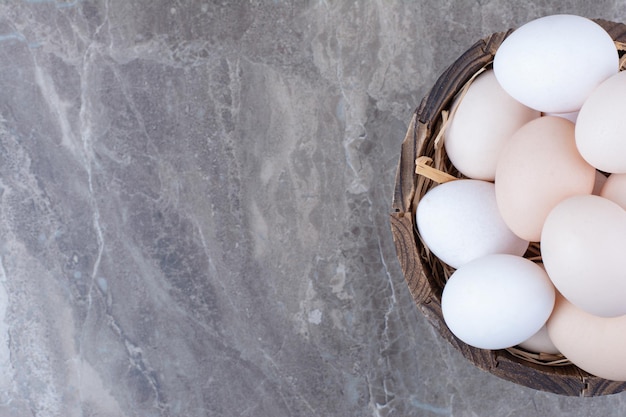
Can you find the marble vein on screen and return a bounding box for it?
[0,2,625,417]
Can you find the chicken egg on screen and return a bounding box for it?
[494,14,618,113]
[442,254,555,350]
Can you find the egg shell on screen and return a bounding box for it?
[547,293,626,381]
[517,263,560,355]
[493,14,618,113]
[576,71,626,173]
[518,324,560,355]
[416,179,529,269]
[541,194,626,317]
[601,173,626,208]
[593,170,609,196]
[444,70,540,180]
[544,111,579,124]
[442,254,555,350]
[495,116,595,242]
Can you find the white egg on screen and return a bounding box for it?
[416,179,529,269]
[442,254,555,350]
[494,14,618,113]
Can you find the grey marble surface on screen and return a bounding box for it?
[1,1,626,416]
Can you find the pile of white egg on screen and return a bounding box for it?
[416,14,626,381]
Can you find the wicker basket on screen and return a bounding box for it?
[391,19,626,396]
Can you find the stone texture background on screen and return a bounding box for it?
[0,1,625,416]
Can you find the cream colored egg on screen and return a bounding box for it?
[541,195,626,317]
[518,324,560,355]
[576,71,626,174]
[600,173,626,209]
[444,70,540,180]
[495,116,595,241]
[547,293,626,381]
[593,170,609,196]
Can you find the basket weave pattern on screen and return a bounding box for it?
[391,19,626,396]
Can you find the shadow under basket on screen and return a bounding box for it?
[390,19,626,397]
